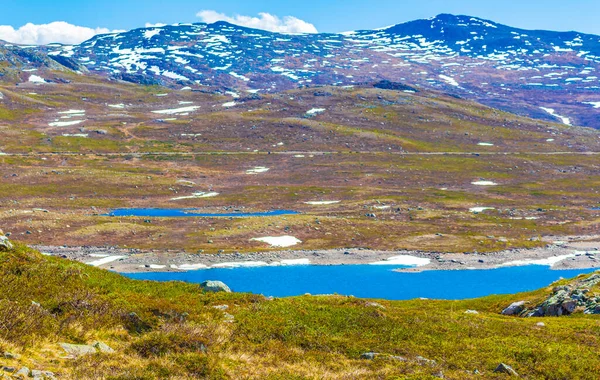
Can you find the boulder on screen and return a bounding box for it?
[92,341,115,354]
[494,363,519,376]
[3,352,20,360]
[59,343,97,357]
[360,352,379,360]
[14,367,30,378]
[0,235,13,251]
[31,369,56,379]
[502,301,527,316]
[200,280,231,293]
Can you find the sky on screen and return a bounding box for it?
[0,0,599,45]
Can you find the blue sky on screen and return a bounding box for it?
[1,0,599,44]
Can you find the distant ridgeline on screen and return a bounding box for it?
[4,14,600,128]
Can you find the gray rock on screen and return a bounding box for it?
[0,235,13,251]
[223,312,235,322]
[92,341,115,353]
[14,367,30,378]
[416,356,437,366]
[200,280,231,293]
[59,343,97,357]
[494,363,519,376]
[464,310,479,315]
[360,352,379,360]
[3,352,20,360]
[213,305,229,311]
[502,301,527,316]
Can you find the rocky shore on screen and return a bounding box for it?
[34,235,600,273]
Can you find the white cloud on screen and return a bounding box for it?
[0,22,122,45]
[145,23,167,28]
[196,10,318,34]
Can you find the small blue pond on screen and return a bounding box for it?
[105,209,300,217]
[123,265,596,301]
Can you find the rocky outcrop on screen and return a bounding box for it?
[200,280,231,293]
[501,273,600,317]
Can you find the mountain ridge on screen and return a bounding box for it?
[3,13,600,128]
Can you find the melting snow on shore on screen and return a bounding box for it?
[472,180,498,186]
[477,142,494,146]
[369,255,431,267]
[251,236,302,248]
[139,264,167,269]
[108,103,125,109]
[540,107,572,126]
[152,105,200,115]
[86,255,125,267]
[246,166,269,174]
[304,201,340,205]
[499,253,577,268]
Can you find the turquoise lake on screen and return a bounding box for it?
[124,265,596,300]
[106,209,300,217]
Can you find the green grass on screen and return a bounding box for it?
[1,243,600,379]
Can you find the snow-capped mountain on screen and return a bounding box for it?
[20,14,600,128]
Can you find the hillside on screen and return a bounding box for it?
[21,14,600,129]
[0,241,599,379]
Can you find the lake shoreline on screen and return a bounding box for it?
[35,235,600,274]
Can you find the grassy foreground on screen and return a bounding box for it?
[1,243,600,379]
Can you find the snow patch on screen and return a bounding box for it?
[499,254,576,268]
[250,236,302,248]
[540,107,572,126]
[304,201,340,205]
[49,120,85,127]
[439,74,460,87]
[28,75,46,83]
[369,255,431,267]
[246,166,269,174]
[306,108,325,115]
[87,255,125,267]
[171,192,219,201]
[152,106,200,115]
[469,207,495,213]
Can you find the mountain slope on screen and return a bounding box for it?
[31,14,600,128]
